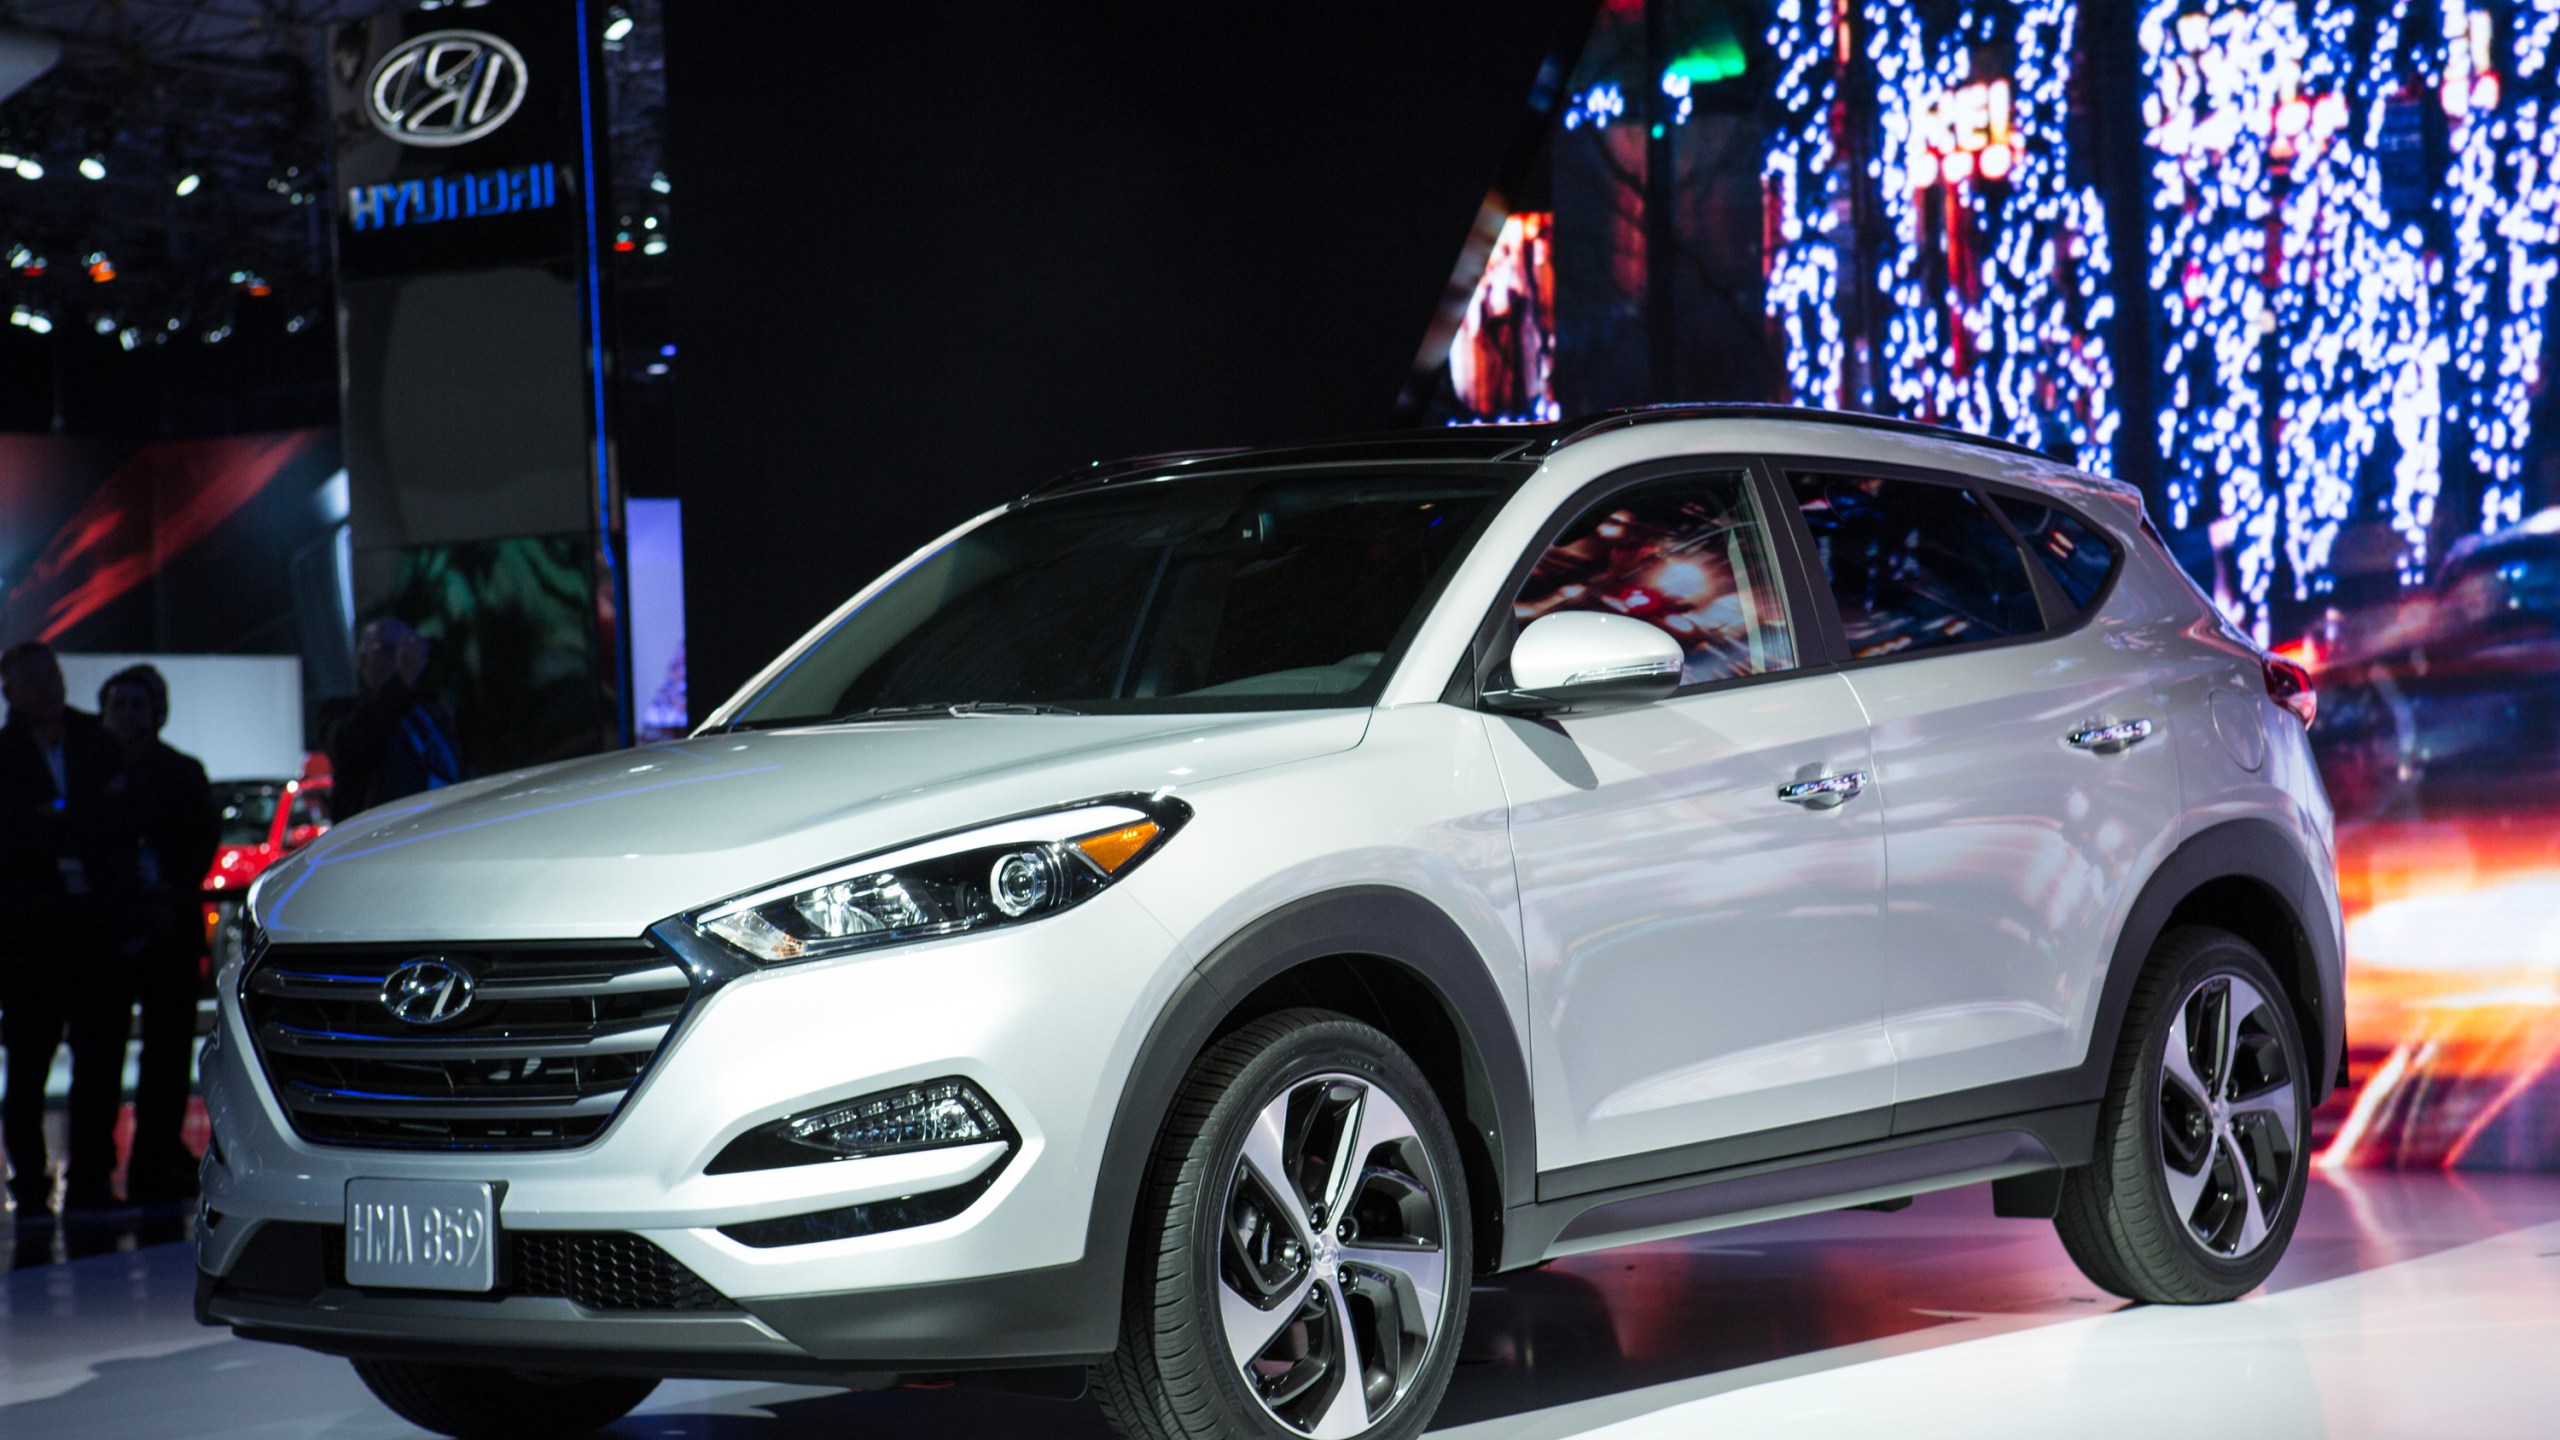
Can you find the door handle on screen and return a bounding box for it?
[1776,771,1868,809]
[2067,718,2155,754]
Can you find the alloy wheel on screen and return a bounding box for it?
[2156,972,2301,1258]
[1216,1073,1449,1438]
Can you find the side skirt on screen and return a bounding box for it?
[1498,1103,2098,1268]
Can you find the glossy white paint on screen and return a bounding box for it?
[1489,673,1890,1168]
[248,710,1369,943]
[1502,611,1684,699]
[1119,702,1525,1046]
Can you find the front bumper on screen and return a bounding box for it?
[197,891,1192,1371]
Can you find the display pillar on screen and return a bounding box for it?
[327,0,627,774]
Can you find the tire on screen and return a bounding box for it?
[1095,1009,1472,1440]
[2055,925,2312,1303]
[350,1359,658,1439]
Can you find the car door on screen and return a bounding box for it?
[1485,462,1893,1182]
[1780,467,2182,1121]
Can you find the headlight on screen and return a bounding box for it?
[691,794,1189,964]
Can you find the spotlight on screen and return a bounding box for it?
[25,313,51,334]
[175,173,201,197]
[603,8,634,42]
[78,154,105,181]
[15,158,41,180]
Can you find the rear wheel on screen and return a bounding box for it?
[1096,1009,1470,1440]
[2056,926,2310,1302]
[350,1359,657,1439]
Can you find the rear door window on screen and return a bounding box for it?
[1788,472,2044,660]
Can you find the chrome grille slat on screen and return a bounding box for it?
[256,1021,672,1059]
[243,941,693,1150]
[249,962,690,1002]
[286,1086,631,1119]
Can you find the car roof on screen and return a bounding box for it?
[1032,404,2063,500]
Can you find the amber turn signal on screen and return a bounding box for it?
[1074,820,1161,874]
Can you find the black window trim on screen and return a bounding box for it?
[1455,454,1842,709]
[1760,453,2124,675]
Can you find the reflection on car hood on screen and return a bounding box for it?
[254,711,1369,943]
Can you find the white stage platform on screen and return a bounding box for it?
[5,1171,2555,1439]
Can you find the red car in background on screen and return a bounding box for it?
[202,758,332,976]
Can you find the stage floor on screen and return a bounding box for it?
[4,1171,2555,1438]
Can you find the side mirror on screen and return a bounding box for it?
[284,823,324,851]
[1482,612,1684,717]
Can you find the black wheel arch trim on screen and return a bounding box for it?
[1087,884,1536,1278]
[1890,816,2344,1135]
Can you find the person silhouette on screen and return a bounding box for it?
[97,665,217,1205]
[0,642,129,1217]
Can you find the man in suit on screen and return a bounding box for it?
[98,664,219,1205]
[0,641,132,1216]
[328,617,463,821]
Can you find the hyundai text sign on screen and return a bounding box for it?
[366,31,531,148]
[347,162,559,233]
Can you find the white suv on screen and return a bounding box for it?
[198,407,2341,1440]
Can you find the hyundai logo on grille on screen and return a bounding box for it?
[366,30,529,149]
[381,958,478,1026]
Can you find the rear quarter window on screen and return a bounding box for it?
[1993,494,2120,617]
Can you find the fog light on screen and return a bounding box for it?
[706,1077,1012,1174]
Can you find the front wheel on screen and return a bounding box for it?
[1096,1009,1471,1440]
[350,1359,658,1439]
[2055,925,2311,1303]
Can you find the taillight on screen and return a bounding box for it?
[2263,655,2316,728]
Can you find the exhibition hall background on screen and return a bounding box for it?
[2,0,2556,1173]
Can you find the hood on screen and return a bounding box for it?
[254,709,1369,943]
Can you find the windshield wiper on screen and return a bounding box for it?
[827,701,1085,723]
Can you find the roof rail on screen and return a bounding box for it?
[1026,447,1253,498]
[1538,403,2063,464]
[1027,428,1549,499]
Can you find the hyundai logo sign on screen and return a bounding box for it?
[381,958,478,1026]
[366,30,529,148]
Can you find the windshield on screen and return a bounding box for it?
[727,467,1520,727]
[216,782,283,847]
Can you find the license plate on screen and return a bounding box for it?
[345,1178,498,1292]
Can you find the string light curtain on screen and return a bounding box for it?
[1761,1,2118,472]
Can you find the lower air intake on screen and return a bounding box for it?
[514,1232,734,1312]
